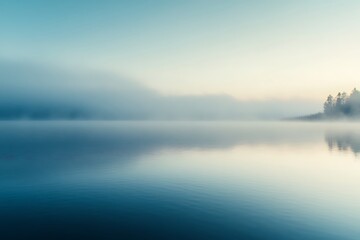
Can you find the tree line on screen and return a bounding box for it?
[324,88,360,117]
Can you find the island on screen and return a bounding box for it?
[295,88,360,120]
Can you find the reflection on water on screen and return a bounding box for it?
[325,131,360,155]
[0,121,325,179]
[1,121,360,240]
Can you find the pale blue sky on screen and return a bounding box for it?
[1,0,360,100]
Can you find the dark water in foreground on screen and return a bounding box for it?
[1,121,360,240]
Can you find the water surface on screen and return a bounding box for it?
[1,121,360,239]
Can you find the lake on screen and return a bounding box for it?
[1,121,360,239]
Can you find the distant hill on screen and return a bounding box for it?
[0,61,319,120]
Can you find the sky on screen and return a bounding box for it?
[1,0,360,103]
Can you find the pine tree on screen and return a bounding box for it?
[324,95,334,115]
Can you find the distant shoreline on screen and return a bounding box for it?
[287,113,360,121]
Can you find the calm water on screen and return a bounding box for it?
[1,121,360,239]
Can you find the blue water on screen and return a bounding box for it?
[1,121,360,239]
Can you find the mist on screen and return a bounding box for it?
[0,61,320,120]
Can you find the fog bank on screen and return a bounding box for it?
[0,61,320,120]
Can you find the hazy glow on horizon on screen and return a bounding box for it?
[1,0,360,100]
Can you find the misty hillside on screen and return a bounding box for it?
[0,61,319,120]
